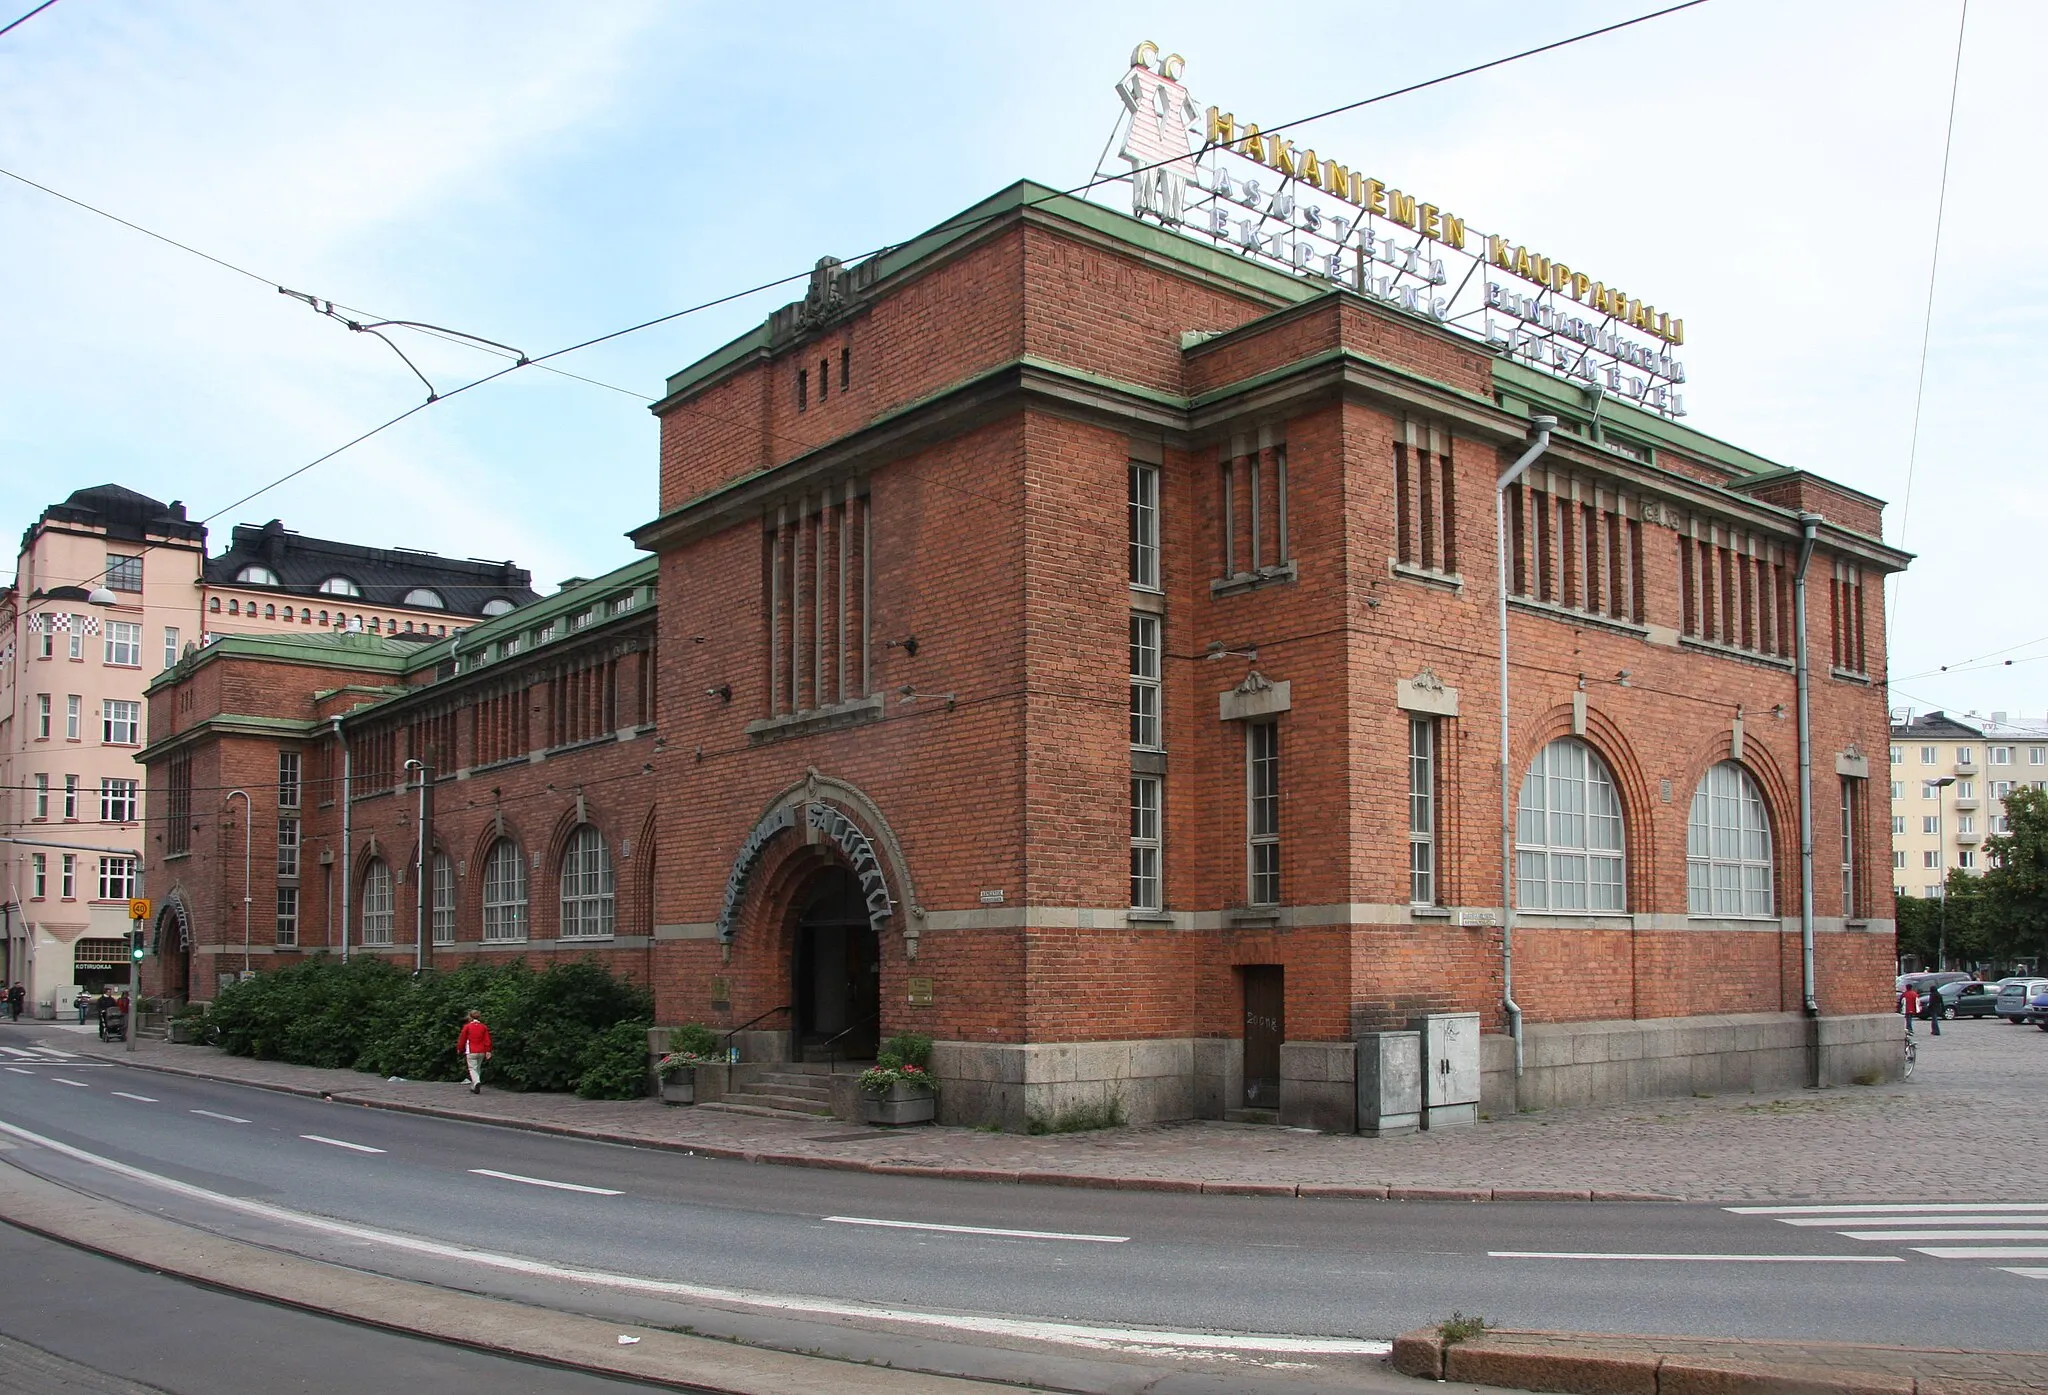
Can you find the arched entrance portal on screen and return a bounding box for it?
[792,867,880,1061]
[153,902,191,1004]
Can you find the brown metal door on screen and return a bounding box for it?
[1242,965,1284,1108]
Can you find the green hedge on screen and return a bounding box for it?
[207,958,654,1099]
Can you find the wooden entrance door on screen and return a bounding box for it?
[792,868,880,1060]
[1242,965,1284,1108]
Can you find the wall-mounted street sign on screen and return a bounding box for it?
[1107,43,1688,417]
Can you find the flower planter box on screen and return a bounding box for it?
[658,1072,696,1106]
[168,1019,202,1044]
[860,1081,935,1126]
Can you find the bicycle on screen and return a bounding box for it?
[1902,1031,1917,1081]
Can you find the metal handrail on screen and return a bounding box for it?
[720,1004,790,1062]
[820,1012,880,1076]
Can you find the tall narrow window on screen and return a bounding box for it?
[31,854,47,898]
[1686,762,1774,917]
[360,859,395,946]
[1840,777,1860,919]
[1128,463,1160,590]
[278,750,302,808]
[840,345,850,390]
[163,626,181,670]
[277,818,301,878]
[1517,738,1625,911]
[431,853,456,944]
[1130,775,1162,911]
[764,485,870,717]
[276,886,300,947]
[559,826,615,939]
[33,774,48,819]
[63,775,77,820]
[167,755,191,856]
[61,854,77,899]
[67,695,81,739]
[481,839,528,942]
[1409,717,1437,905]
[1217,431,1289,587]
[796,366,808,411]
[1129,614,1161,750]
[1247,721,1281,905]
[36,694,50,738]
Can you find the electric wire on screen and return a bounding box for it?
[1886,0,1969,639]
[2,1,1715,601]
[0,0,60,42]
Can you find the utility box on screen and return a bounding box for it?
[1413,1012,1480,1129]
[1355,1031,1422,1136]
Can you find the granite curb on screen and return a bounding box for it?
[71,1047,1686,1203]
[1390,1326,2037,1394]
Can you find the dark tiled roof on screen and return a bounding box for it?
[1890,711,1983,740]
[27,483,206,550]
[205,519,541,619]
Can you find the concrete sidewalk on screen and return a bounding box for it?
[1392,1323,2039,1393]
[46,1021,2048,1203]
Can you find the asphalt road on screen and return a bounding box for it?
[0,1038,2036,1370]
[0,1221,698,1395]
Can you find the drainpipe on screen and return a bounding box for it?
[1497,414,1556,1079]
[331,716,351,962]
[1793,514,1822,1025]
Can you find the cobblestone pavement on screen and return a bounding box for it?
[44,1017,2048,1203]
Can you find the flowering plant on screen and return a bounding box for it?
[857,1060,934,1095]
[655,1050,720,1079]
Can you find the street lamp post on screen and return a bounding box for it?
[403,759,427,974]
[1930,774,1957,971]
[224,790,252,977]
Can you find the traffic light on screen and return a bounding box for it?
[129,929,146,963]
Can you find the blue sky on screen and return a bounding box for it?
[2,1,2039,717]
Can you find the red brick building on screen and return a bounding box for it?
[141,182,1905,1128]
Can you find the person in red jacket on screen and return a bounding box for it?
[456,1010,493,1094]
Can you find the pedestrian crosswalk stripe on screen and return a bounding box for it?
[1843,1230,2048,1242]
[1776,1215,2047,1227]
[1724,1202,2048,1276]
[1728,1202,2048,1215]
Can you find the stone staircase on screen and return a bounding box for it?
[696,1061,850,1121]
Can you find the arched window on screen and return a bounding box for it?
[264,604,276,619]
[360,859,394,946]
[319,576,361,597]
[481,839,527,942]
[318,609,329,625]
[403,587,445,609]
[431,852,456,944]
[236,564,281,586]
[208,597,221,612]
[481,598,516,617]
[227,599,240,615]
[1688,762,1775,917]
[559,826,614,939]
[1516,738,1626,911]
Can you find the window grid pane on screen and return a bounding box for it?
[361,861,394,945]
[432,854,456,943]
[1515,738,1625,911]
[1129,614,1162,750]
[1247,722,1280,905]
[559,826,614,939]
[1130,775,1161,910]
[1128,464,1159,590]
[1686,761,1775,917]
[276,886,299,947]
[1409,717,1436,905]
[481,840,528,941]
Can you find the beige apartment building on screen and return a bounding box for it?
[1889,709,2048,902]
[1,485,538,1014]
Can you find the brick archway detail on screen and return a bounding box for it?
[1517,702,1658,909]
[1672,730,1798,919]
[716,767,922,957]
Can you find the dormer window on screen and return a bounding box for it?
[480,598,516,617]
[403,587,445,609]
[236,564,281,586]
[319,576,361,597]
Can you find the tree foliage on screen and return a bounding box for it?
[1975,785,2048,963]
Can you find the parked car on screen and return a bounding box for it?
[1935,981,2001,1019]
[1996,979,2048,1024]
[1898,971,1971,1008]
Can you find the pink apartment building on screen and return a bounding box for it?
[1,486,538,1012]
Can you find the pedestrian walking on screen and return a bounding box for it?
[1924,982,1942,1037]
[1901,984,1919,1036]
[7,982,24,1022]
[456,1009,492,1094]
[73,992,90,1024]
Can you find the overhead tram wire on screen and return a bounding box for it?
[0,0,59,40]
[8,0,1718,600]
[1886,0,1970,639]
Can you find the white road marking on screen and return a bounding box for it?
[1844,1229,2048,1242]
[470,1169,621,1196]
[1775,1214,2048,1227]
[189,1110,249,1124]
[1999,1268,2048,1280]
[300,1134,385,1154]
[1489,1251,1904,1263]
[1915,1246,2048,1260]
[1729,1202,2048,1215]
[825,1215,1130,1244]
[0,1047,37,1058]
[4,1067,33,1075]
[0,1119,1386,1358]
[111,1091,158,1103]
[50,1078,89,1089]
[34,1047,77,1059]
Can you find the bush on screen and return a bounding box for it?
[669,1022,722,1058]
[876,1031,932,1071]
[577,1021,655,1100]
[206,957,652,1096]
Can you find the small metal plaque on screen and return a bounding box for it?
[709,976,730,1009]
[978,888,1005,905]
[907,976,934,1006]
